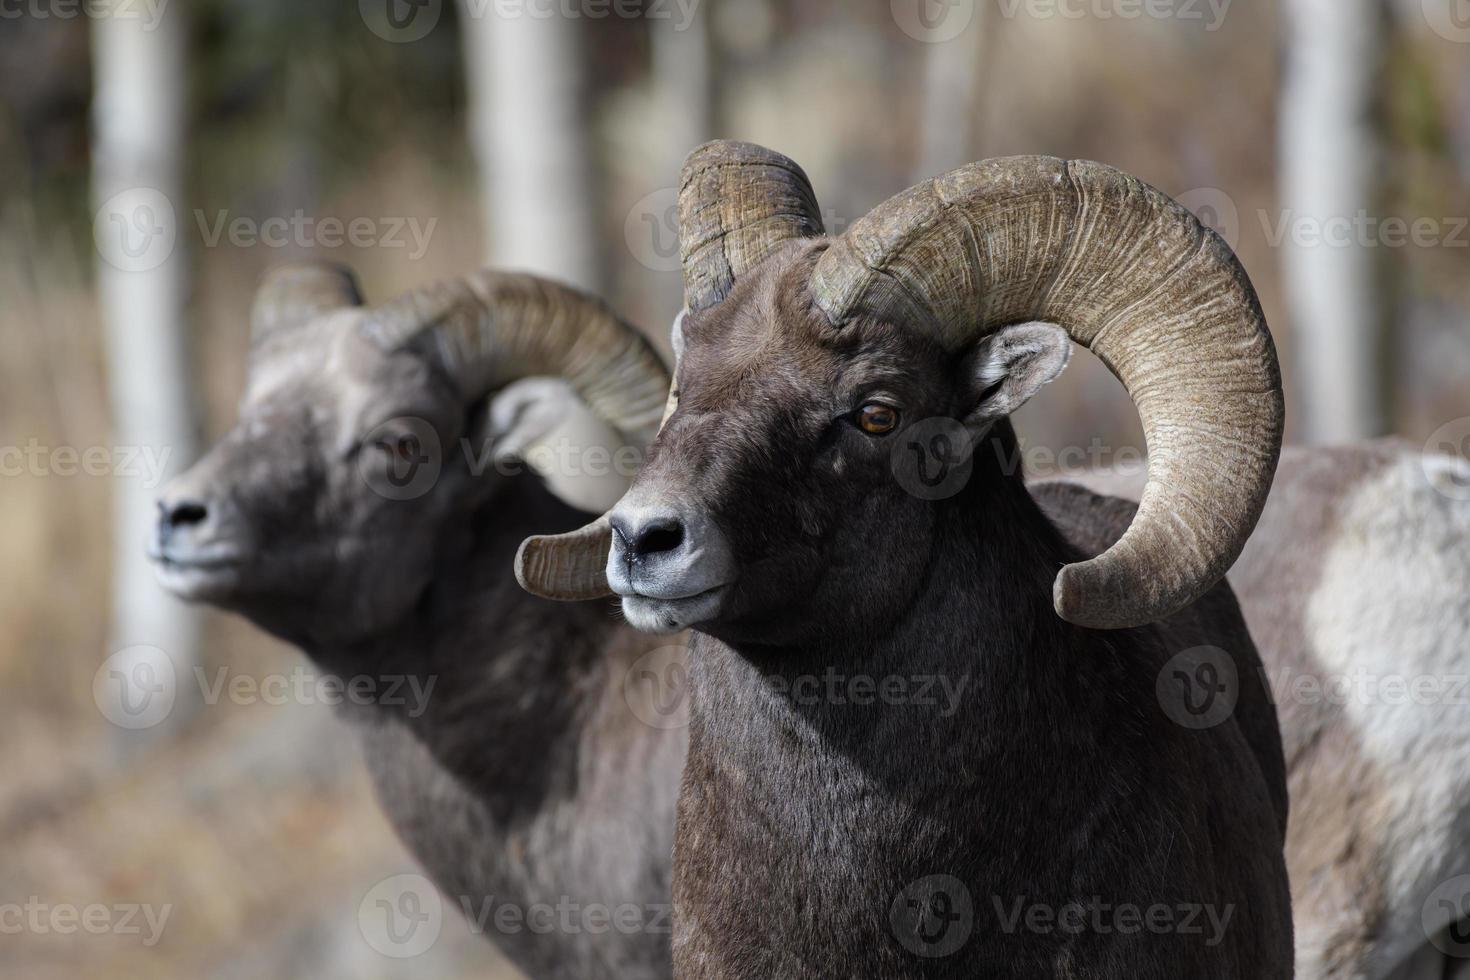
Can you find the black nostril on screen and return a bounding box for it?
[636,522,684,556]
[616,517,684,560]
[162,500,208,529]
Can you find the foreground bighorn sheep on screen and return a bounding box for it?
[151,263,683,980]
[520,142,1294,976]
[1062,440,1470,979]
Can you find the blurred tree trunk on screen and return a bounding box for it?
[653,9,713,175]
[459,5,601,292]
[92,8,200,733]
[651,8,714,320]
[914,6,990,182]
[1279,0,1390,443]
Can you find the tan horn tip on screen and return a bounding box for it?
[514,519,615,601]
[1053,554,1216,630]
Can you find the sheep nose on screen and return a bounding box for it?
[611,513,686,561]
[160,498,210,530]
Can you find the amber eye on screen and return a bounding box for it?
[375,434,421,460]
[856,403,899,435]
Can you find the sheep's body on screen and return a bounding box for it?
[1058,439,1470,979]
[526,144,1296,977]
[1232,441,1470,980]
[329,476,684,980]
[152,264,683,979]
[666,430,1292,979]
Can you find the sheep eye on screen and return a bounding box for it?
[855,403,899,435]
[375,434,420,460]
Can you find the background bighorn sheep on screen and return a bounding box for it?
[1060,440,1470,980]
[522,141,1294,976]
[151,262,684,980]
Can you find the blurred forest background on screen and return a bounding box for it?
[2,0,1468,976]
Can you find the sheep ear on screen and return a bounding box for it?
[670,309,687,371]
[962,322,1072,431]
[485,378,586,463]
[483,377,635,513]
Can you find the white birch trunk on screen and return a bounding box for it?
[91,5,200,734]
[650,8,713,317]
[459,4,600,292]
[1279,0,1388,443]
[914,8,987,182]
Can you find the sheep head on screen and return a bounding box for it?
[151,261,668,640]
[520,141,1284,635]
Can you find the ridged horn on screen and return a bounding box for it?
[810,156,1284,629]
[250,261,363,355]
[517,142,826,601]
[679,140,826,312]
[352,271,668,602]
[361,271,669,448]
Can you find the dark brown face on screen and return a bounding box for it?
[608,244,989,644]
[149,317,484,636]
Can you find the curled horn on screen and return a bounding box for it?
[348,271,669,603]
[810,156,1284,629]
[250,261,363,355]
[679,140,826,312]
[515,141,826,601]
[361,271,668,448]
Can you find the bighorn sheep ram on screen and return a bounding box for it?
[150,263,684,980]
[519,141,1295,976]
[1059,439,1470,980]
